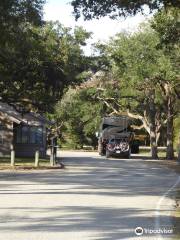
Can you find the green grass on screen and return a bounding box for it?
[139,149,178,159]
[139,149,167,158]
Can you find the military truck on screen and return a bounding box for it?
[97,116,136,158]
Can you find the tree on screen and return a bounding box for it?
[0,21,91,112]
[55,86,103,149]
[71,0,179,20]
[87,26,177,159]
[0,0,44,111]
[174,116,180,161]
[0,0,91,113]
[0,0,44,45]
[151,8,180,159]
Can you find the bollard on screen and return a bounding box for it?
[35,150,39,167]
[50,146,55,167]
[11,150,15,167]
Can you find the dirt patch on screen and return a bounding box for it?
[0,157,65,171]
[145,158,180,174]
[0,165,65,171]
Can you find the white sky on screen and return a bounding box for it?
[44,0,152,55]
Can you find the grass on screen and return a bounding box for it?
[0,156,63,170]
[140,150,167,158]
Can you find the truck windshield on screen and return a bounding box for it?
[109,139,127,144]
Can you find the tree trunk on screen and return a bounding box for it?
[178,133,180,162]
[150,127,158,159]
[166,96,174,159]
[156,131,161,146]
[149,91,159,159]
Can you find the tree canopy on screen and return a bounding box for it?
[0,0,91,112]
[71,0,179,20]
[56,9,179,158]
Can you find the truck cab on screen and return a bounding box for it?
[97,116,136,158]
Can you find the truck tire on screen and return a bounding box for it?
[131,144,139,153]
[106,150,111,158]
[124,149,131,159]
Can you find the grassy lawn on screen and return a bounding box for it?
[139,149,167,158]
[0,156,62,170]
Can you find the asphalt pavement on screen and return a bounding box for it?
[0,151,179,240]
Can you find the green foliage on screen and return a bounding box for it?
[151,7,180,47]
[0,11,90,112]
[0,0,44,39]
[55,7,179,151]
[71,0,179,20]
[174,116,180,148]
[56,87,103,148]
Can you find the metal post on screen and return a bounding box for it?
[11,150,15,167]
[35,150,39,167]
[50,146,55,166]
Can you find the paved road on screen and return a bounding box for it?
[0,151,179,240]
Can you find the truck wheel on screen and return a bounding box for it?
[127,149,131,158]
[124,149,131,159]
[106,150,111,158]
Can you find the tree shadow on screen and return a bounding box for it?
[0,206,175,239]
[0,153,178,239]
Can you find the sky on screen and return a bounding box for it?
[44,0,152,55]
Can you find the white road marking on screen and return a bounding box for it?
[155,175,180,240]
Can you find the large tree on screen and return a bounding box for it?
[0,20,90,112]
[86,26,177,159]
[151,8,180,159]
[71,0,179,20]
[55,86,103,149]
[0,0,44,45]
[0,0,91,113]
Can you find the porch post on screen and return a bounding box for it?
[10,144,15,167]
[35,150,39,167]
[50,146,55,166]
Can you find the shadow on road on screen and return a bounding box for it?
[0,153,178,239]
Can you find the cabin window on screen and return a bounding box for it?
[15,125,43,145]
[29,127,36,144]
[21,126,29,143]
[16,127,21,143]
[30,127,43,144]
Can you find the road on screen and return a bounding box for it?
[0,151,179,240]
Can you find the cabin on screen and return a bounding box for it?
[0,102,51,158]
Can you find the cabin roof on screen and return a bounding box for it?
[0,102,51,126]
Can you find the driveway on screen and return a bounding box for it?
[0,151,179,240]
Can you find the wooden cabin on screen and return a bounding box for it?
[0,102,51,158]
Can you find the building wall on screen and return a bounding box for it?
[0,112,13,156]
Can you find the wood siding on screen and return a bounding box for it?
[0,110,48,158]
[0,112,13,156]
